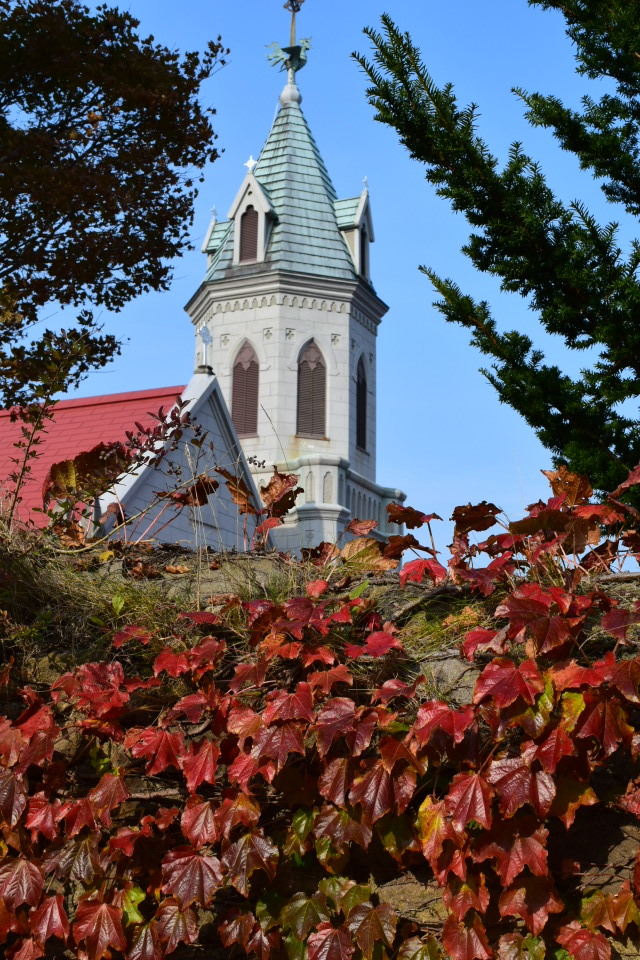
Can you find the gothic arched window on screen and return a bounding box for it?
[232,342,259,437]
[239,206,258,262]
[356,356,367,450]
[297,340,326,438]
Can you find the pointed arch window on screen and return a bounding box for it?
[239,206,258,262]
[232,342,259,437]
[297,340,326,438]
[356,356,367,450]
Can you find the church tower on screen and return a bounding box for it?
[185,4,404,550]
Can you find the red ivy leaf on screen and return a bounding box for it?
[0,769,27,826]
[263,683,315,723]
[253,722,305,773]
[442,912,492,960]
[0,858,44,909]
[575,695,633,756]
[372,676,424,704]
[308,665,353,694]
[557,922,611,960]
[308,922,355,960]
[221,831,279,897]
[124,728,185,775]
[319,758,353,807]
[346,902,397,958]
[387,503,441,529]
[180,797,218,849]
[445,772,494,831]
[313,699,356,757]
[180,739,220,795]
[487,756,556,818]
[25,793,64,842]
[499,877,564,935]
[72,901,126,960]
[349,761,395,823]
[442,874,490,921]
[412,702,475,745]
[112,625,151,649]
[473,816,548,886]
[161,847,223,908]
[88,773,129,827]
[347,518,378,537]
[601,604,640,642]
[154,898,198,954]
[29,895,69,944]
[474,658,544,709]
[400,558,447,589]
[127,921,163,960]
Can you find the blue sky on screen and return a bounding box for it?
[74,0,625,542]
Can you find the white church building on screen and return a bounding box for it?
[185,28,405,551]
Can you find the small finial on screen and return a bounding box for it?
[363,176,369,192]
[244,155,258,173]
[199,326,213,368]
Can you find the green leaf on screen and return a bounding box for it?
[285,933,307,960]
[280,893,330,939]
[340,884,371,917]
[349,580,370,600]
[283,808,317,858]
[111,594,125,616]
[120,886,145,925]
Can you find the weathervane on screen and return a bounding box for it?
[268,0,310,76]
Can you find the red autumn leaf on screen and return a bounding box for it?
[550,777,598,828]
[473,658,544,709]
[314,804,372,851]
[161,847,222,908]
[473,816,548,886]
[601,604,640,641]
[347,518,378,536]
[346,902,397,958]
[214,794,261,839]
[379,736,423,775]
[72,901,126,960]
[180,739,220,794]
[307,579,329,599]
[372,675,424,704]
[52,662,129,718]
[43,834,101,885]
[349,760,395,823]
[442,912,492,960]
[219,909,257,948]
[112,625,151,649]
[29,895,69,944]
[63,798,97,837]
[127,921,163,960]
[417,797,455,863]
[180,797,218,849]
[575,695,633,756]
[25,793,65,842]
[177,610,220,625]
[451,501,502,536]
[230,658,268,692]
[443,874,490,921]
[227,705,264,747]
[611,657,640,703]
[253,722,305,772]
[0,769,27,826]
[319,758,353,807]
[399,558,447,589]
[533,725,575,773]
[308,665,353,694]
[263,683,315,723]
[487,756,556,818]
[345,630,403,659]
[152,648,191,678]
[609,462,640,499]
[0,858,44,909]
[607,882,640,934]
[499,877,564,935]
[259,468,303,517]
[557,922,611,960]
[456,553,517,597]
[222,831,279,896]
[124,727,185,775]
[154,898,198,954]
[228,751,275,792]
[11,938,44,960]
[387,503,441,529]
[495,583,579,652]
[88,773,129,826]
[462,627,508,660]
[156,472,219,507]
[247,924,280,960]
[551,654,616,692]
[412,702,475,745]
[313,699,356,756]
[308,922,355,960]
[445,772,493,831]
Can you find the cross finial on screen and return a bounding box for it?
[363,176,369,192]
[284,0,305,47]
[244,155,258,173]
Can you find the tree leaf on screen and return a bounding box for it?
[161,846,223,908]
[445,772,493,831]
[487,756,556,818]
[180,797,218,850]
[180,739,220,794]
[557,922,611,960]
[473,658,544,709]
[222,831,279,896]
[29,894,69,944]
[154,898,198,954]
[72,900,126,960]
[280,893,330,940]
[346,902,397,959]
[473,815,548,886]
[499,876,564,935]
[0,858,44,910]
[308,922,355,960]
[442,912,492,960]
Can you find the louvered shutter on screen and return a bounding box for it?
[356,357,367,450]
[297,341,326,437]
[232,343,259,436]
[240,206,258,262]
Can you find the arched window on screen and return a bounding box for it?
[239,206,258,262]
[297,340,326,438]
[356,356,367,451]
[360,225,368,278]
[232,342,259,437]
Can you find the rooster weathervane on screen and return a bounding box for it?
[267,0,310,76]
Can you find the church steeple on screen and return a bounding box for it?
[186,7,405,549]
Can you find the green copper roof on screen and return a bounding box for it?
[334,197,362,230]
[204,82,358,284]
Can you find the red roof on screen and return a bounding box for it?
[0,385,185,524]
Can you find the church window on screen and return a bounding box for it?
[360,224,369,278]
[239,206,258,262]
[232,342,259,437]
[297,340,326,438]
[356,356,367,450]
